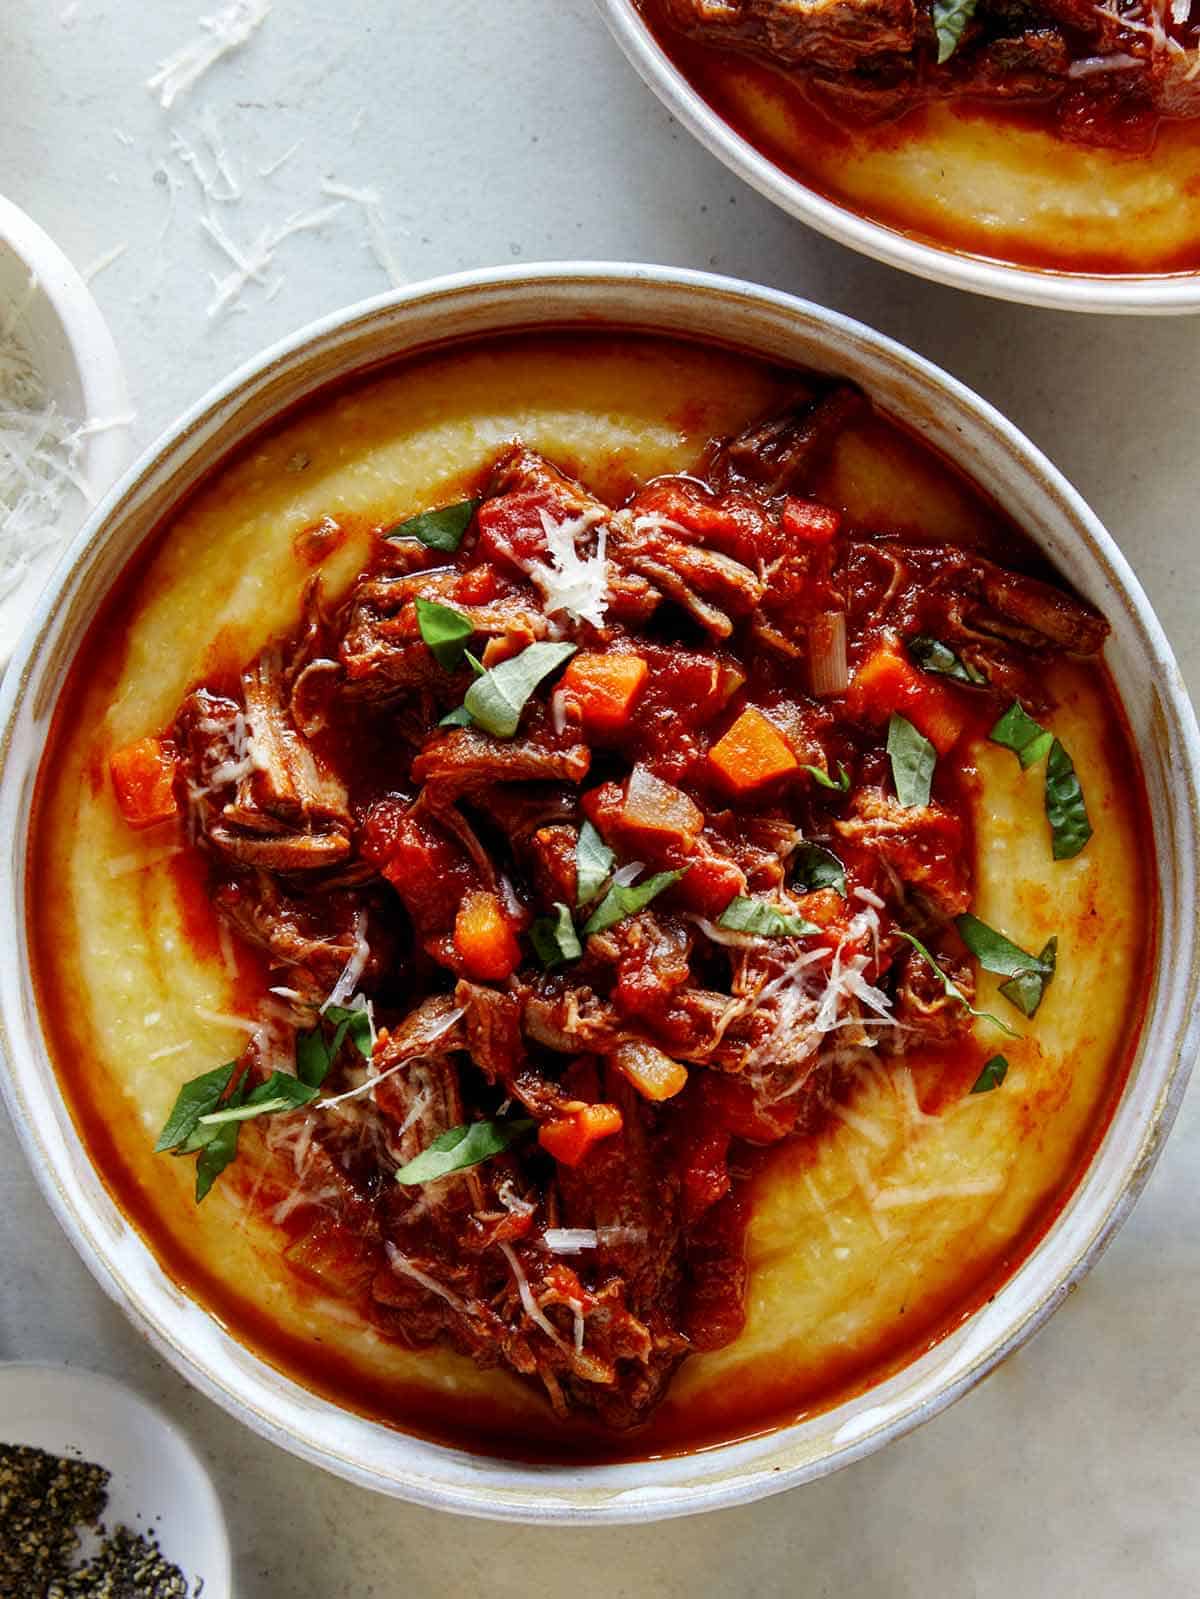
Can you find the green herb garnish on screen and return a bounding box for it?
[932,0,979,62]
[897,929,1020,1039]
[530,902,583,969]
[887,713,936,808]
[717,896,820,937]
[198,1070,318,1127]
[394,1117,536,1186]
[439,704,475,727]
[295,1002,373,1089]
[1045,739,1092,860]
[155,1062,237,1153]
[414,596,476,671]
[575,819,616,907]
[582,868,683,936]
[383,498,479,553]
[800,762,851,792]
[990,702,1092,859]
[453,640,576,739]
[908,634,985,684]
[955,913,1057,1018]
[970,1054,1009,1094]
[194,1073,248,1202]
[793,841,846,897]
[990,701,1054,770]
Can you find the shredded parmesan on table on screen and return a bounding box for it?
[146,0,272,110]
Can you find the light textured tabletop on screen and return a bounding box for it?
[3,1,1199,1593]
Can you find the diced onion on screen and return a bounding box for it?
[622,764,703,839]
[809,612,849,697]
[543,1228,599,1252]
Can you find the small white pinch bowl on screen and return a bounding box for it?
[0,193,131,666]
[0,1362,231,1595]
[0,264,1196,1522]
[596,0,1200,316]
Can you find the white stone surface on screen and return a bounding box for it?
[2,0,1198,1591]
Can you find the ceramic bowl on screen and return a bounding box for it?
[595,0,1200,316]
[0,1362,231,1595]
[0,193,131,665]
[0,264,1196,1522]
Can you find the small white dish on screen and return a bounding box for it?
[0,1362,231,1597]
[0,194,131,666]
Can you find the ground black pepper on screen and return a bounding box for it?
[0,1444,191,1598]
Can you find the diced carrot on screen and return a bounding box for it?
[538,1103,624,1167]
[109,736,179,829]
[707,706,799,793]
[846,640,965,755]
[781,498,840,544]
[561,653,648,735]
[611,1041,689,1103]
[453,891,521,981]
[480,632,527,668]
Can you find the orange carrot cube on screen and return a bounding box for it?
[453,891,521,981]
[110,736,179,829]
[561,653,648,735]
[707,707,798,793]
[538,1103,624,1167]
[846,641,965,755]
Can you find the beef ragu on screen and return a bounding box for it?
[101,379,1112,1433]
[635,0,1200,273]
[655,0,1200,150]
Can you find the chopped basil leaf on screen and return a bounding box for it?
[198,1071,318,1126]
[1045,739,1092,859]
[718,896,820,937]
[908,634,985,685]
[464,649,486,677]
[414,596,475,671]
[394,1117,535,1186]
[295,1003,372,1088]
[582,868,683,937]
[793,841,846,897]
[955,913,1056,1018]
[990,701,1054,770]
[439,704,475,727]
[383,497,479,553]
[955,913,1048,977]
[194,1072,248,1202]
[898,929,1020,1038]
[575,819,616,908]
[970,1054,1009,1094]
[887,713,936,808]
[999,939,1057,1017]
[459,640,577,739]
[295,1028,331,1089]
[933,0,978,62]
[531,902,583,969]
[155,1062,236,1152]
[801,761,851,792]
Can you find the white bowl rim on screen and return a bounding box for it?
[594,0,1200,316]
[0,262,1197,1524]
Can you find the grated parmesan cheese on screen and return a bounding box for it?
[522,507,610,628]
[318,179,406,288]
[146,0,272,111]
